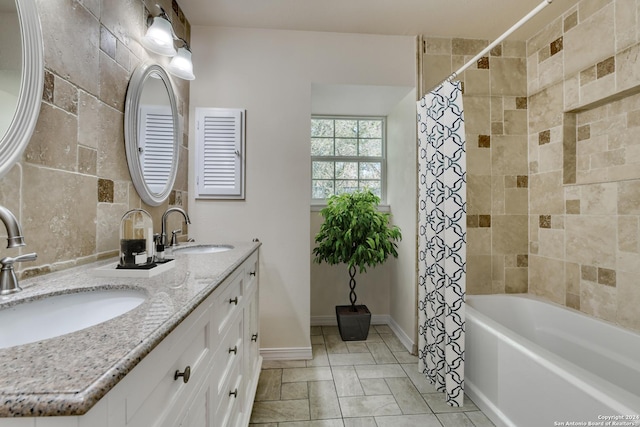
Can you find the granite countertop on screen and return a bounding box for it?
[0,241,260,417]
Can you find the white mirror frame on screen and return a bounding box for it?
[124,63,180,206]
[0,0,44,179]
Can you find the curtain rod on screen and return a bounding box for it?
[426,0,553,93]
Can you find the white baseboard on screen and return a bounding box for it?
[260,347,313,360]
[310,314,416,354]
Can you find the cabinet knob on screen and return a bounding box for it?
[249,271,256,276]
[229,297,238,305]
[174,366,191,384]
[251,333,258,342]
[229,388,238,398]
[228,345,238,354]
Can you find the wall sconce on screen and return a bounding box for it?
[142,5,195,80]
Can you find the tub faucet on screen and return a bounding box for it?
[161,207,191,247]
[0,205,37,295]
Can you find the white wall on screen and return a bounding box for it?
[387,89,418,349]
[189,26,415,352]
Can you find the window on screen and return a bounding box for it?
[311,116,385,202]
[195,107,245,199]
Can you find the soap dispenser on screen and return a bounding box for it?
[119,209,154,268]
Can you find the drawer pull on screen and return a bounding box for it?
[251,333,258,342]
[229,297,239,305]
[229,388,238,398]
[249,271,256,276]
[228,345,238,354]
[174,366,191,384]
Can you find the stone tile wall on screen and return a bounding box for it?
[528,0,640,332]
[0,0,190,276]
[421,37,529,295]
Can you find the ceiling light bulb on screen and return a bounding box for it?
[142,16,176,56]
[168,47,195,80]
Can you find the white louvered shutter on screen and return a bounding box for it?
[196,108,245,198]
[138,105,174,193]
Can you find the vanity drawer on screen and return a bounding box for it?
[117,299,214,427]
[214,270,244,336]
[244,251,259,294]
[214,356,244,427]
[213,310,243,399]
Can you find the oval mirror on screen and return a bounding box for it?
[0,0,44,178]
[124,63,180,206]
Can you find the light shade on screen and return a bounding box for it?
[168,47,195,80]
[141,16,176,56]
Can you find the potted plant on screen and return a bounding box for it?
[313,189,402,341]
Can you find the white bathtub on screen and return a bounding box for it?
[466,294,640,427]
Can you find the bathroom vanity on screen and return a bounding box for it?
[0,242,261,427]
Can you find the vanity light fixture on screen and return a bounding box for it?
[142,5,195,80]
[167,39,195,81]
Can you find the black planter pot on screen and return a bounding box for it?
[336,304,371,341]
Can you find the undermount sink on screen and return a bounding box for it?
[171,244,234,255]
[0,288,146,349]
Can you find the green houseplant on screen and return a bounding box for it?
[313,190,402,341]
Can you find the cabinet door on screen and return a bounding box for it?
[179,381,211,427]
[245,288,260,380]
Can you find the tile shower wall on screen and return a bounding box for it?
[0,0,190,276]
[528,0,640,332]
[421,37,529,295]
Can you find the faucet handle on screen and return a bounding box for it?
[170,229,182,247]
[0,252,37,295]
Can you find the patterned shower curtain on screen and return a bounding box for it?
[416,80,467,407]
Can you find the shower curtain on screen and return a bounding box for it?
[417,80,467,407]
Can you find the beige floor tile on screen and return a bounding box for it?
[255,369,282,401]
[346,342,369,353]
[355,364,407,379]
[359,378,391,396]
[436,412,475,426]
[322,326,340,335]
[311,335,325,344]
[374,414,442,427]
[400,364,437,393]
[366,342,396,364]
[465,410,496,426]
[311,326,323,336]
[338,395,402,417]
[328,353,376,366]
[325,334,349,354]
[392,351,418,364]
[309,380,342,420]
[283,367,333,383]
[363,332,384,343]
[307,344,330,367]
[332,366,365,397]
[379,333,406,352]
[250,399,310,423]
[422,392,478,413]
[385,377,431,415]
[342,417,377,427]
[249,423,277,427]
[281,382,308,400]
[262,360,307,369]
[374,325,394,334]
[279,421,344,427]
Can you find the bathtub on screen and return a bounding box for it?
[466,294,640,427]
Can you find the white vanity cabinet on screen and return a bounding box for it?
[0,249,261,427]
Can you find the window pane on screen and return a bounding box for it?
[335,120,357,138]
[358,120,382,138]
[311,138,334,156]
[360,180,381,196]
[359,138,382,157]
[335,138,357,156]
[336,180,359,194]
[312,161,334,179]
[311,119,334,137]
[360,162,381,180]
[312,180,334,199]
[336,162,358,179]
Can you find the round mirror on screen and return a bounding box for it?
[124,63,180,206]
[0,0,44,178]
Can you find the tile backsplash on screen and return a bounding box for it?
[0,0,190,276]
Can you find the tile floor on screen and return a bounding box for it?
[249,325,495,427]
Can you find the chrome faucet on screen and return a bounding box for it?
[0,205,37,295]
[161,207,191,247]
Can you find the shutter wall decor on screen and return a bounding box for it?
[195,108,245,199]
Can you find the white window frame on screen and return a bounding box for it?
[195,107,246,200]
[311,115,387,204]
